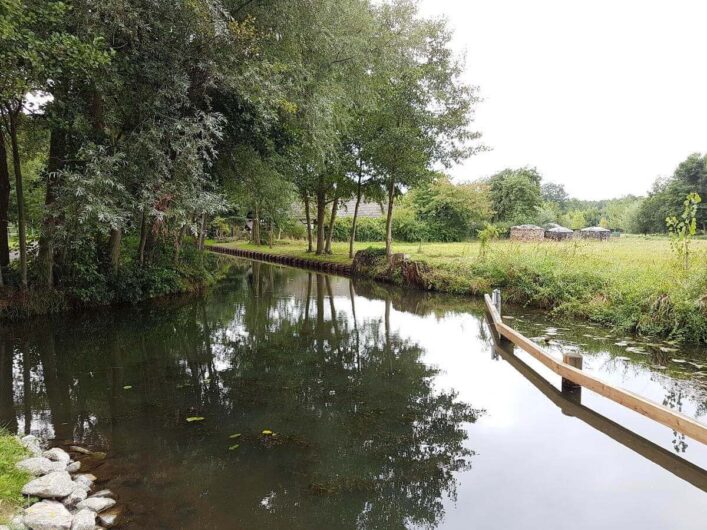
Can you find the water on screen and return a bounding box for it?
[2,259,707,529]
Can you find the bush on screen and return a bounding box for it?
[332,216,386,242]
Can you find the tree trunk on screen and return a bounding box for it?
[268,219,274,248]
[349,170,363,258]
[325,194,339,254]
[315,188,326,255]
[303,193,313,252]
[108,229,122,274]
[38,127,66,287]
[384,177,395,259]
[138,212,148,265]
[174,224,186,265]
[8,109,27,287]
[197,214,207,250]
[252,207,260,245]
[0,129,9,267]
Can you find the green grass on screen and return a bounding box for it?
[217,236,707,343]
[0,432,30,523]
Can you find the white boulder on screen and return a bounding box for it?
[42,448,71,464]
[69,509,95,530]
[23,500,72,530]
[16,457,65,476]
[21,471,75,499]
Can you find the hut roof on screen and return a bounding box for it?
[580,226,611,232]
[512,224,544,230]
[547,226,573,233]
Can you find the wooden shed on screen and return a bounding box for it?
[545,225,573,241]
[510,224,545,242]
[579,226,611,241]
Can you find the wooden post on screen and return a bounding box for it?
[492,289,501,316]
[561,351,583,393]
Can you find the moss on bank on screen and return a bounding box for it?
[218,238,707,344]
[0,432,30,524]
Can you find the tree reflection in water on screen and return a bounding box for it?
[2,261,481,529]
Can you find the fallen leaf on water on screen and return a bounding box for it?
[228,444,240,451]
[123,386,132,390]
[672,359,687,364]
[229,433,241,439]
[186,417,205,423]
[262,429,273,435]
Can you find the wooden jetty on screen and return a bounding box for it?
[484,290,707,446]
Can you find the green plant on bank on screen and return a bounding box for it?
[666,192,702,270]
[477,223,500,259]
[0,431,30,524]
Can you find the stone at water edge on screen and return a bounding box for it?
[22,471,75,499]
[23,500,72,530]
[97,507,122,528]
[72,474,96,491]
[90,489,115,499]
[42,448,71,464]
[20,435,43,457]
[66,461,81,473]
[75,496,116,513]
[68,446,92,455]
[16,457,66,476]
[62,485,88,507]
[70,509,96,530]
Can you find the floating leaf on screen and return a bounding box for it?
[123,385,132,390]
[229,433,241,439]
[186,416,205,423]
[262,429,273,435]
[228,444,240,451]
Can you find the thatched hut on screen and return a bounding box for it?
[545,225,573,241]
[510,224,545,242]
[579,226,611,241]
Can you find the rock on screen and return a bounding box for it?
[16,457,65,476]
[66,462,80,473]
[70,509,95,530]
[20,435,43,457]
[62,486,88,507]
[97,507,121,528]
[76,497,115,513]
[72,475,95,491]
[69,446,92,455]
[22,471,75,499]
[89,490,114,499]
[23,500,72,530]
[42,448,71,464]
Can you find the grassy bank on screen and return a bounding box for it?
[0,433,30,524]
[218,237,707,344]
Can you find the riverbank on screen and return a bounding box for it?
[0,433,30,524]
[0,252,232,322]
[213,238,707,344]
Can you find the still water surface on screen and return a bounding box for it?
[1,259,707,529]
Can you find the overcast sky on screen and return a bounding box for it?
[419,0,707,200]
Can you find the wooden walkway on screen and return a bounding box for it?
[207,245,353,276]
[484,292,707,446]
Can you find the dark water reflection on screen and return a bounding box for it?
[1,259,707,529]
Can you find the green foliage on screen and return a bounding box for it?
[477,223,500,259]
[666,192,702,270]
[0,430,30,523]
[488,168,542,224]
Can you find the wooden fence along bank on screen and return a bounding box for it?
[207,245,353,276]
[484,290,707,446]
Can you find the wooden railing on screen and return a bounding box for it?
[484,291,707,446]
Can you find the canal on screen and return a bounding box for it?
[1,259,706,529]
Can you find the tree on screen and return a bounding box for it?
[367,0,481,258]
[541,182,569,210]
[488,167,542,225]
[666,192,702,271]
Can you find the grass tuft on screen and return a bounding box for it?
[0,431,30,524]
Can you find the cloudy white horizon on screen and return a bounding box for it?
[419,0,707,200]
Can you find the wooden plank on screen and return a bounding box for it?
[483,294,707,445]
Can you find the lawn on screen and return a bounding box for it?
[0,432,30,524]
[216,236,707,343]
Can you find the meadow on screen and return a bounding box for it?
[220,236,707,344]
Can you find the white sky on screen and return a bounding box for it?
[419,0,707,200]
